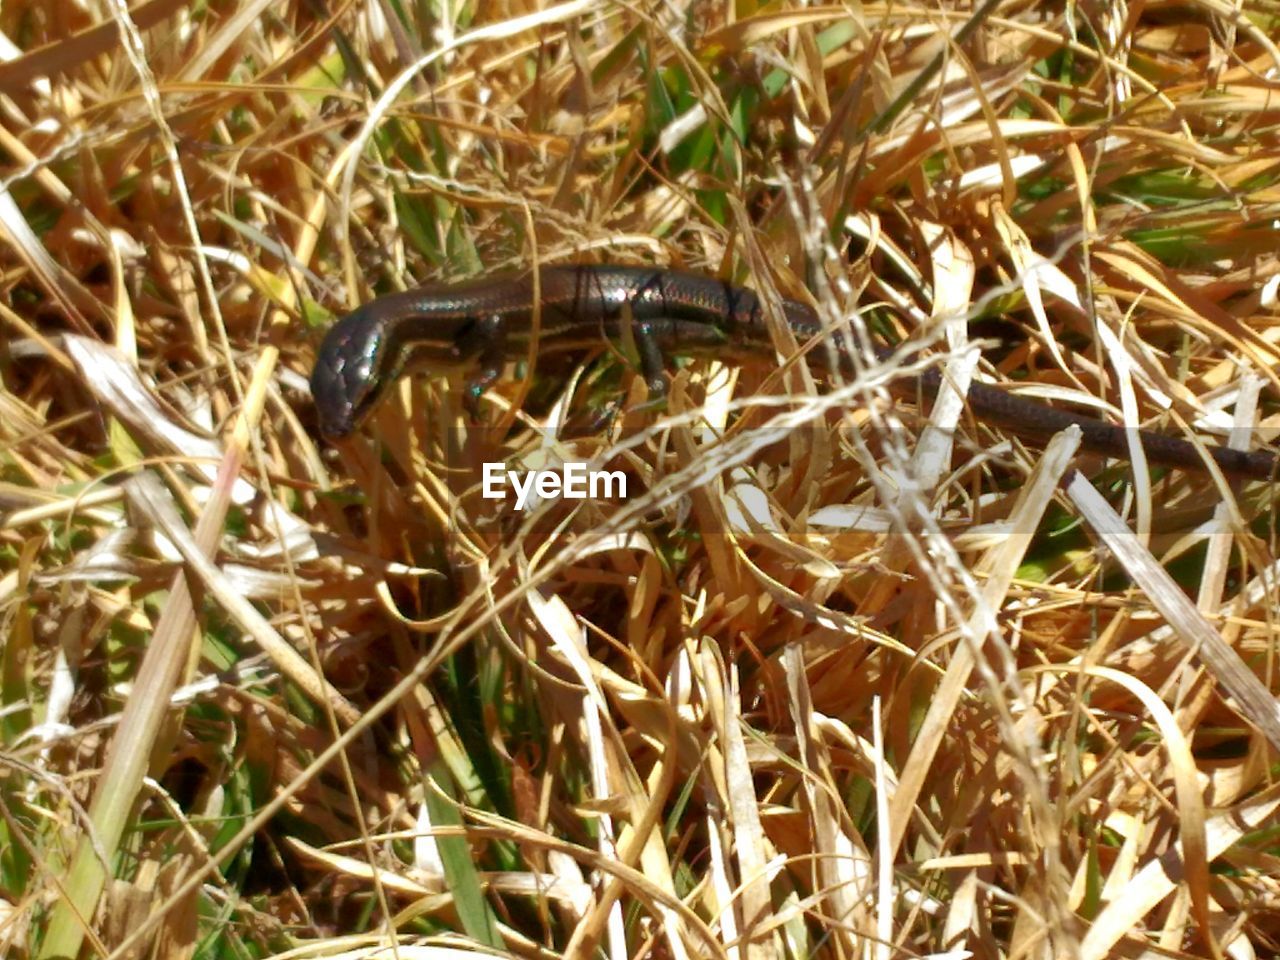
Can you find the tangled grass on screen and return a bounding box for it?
[1,0,1279,957]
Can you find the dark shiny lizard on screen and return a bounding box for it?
[310,263,1276,480]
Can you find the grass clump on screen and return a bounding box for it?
[1,1,1278,958]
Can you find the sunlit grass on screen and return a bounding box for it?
[1,1,1279,958]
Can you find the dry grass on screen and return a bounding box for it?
[1,0,1280,958]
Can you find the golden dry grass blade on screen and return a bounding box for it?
[124,473,361,726]
[7,0,1280,956]
[1066,473,1280,752]
[0,0,186,94]
[888,426,1081,859]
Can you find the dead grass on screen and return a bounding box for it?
[1,0,1279,958]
